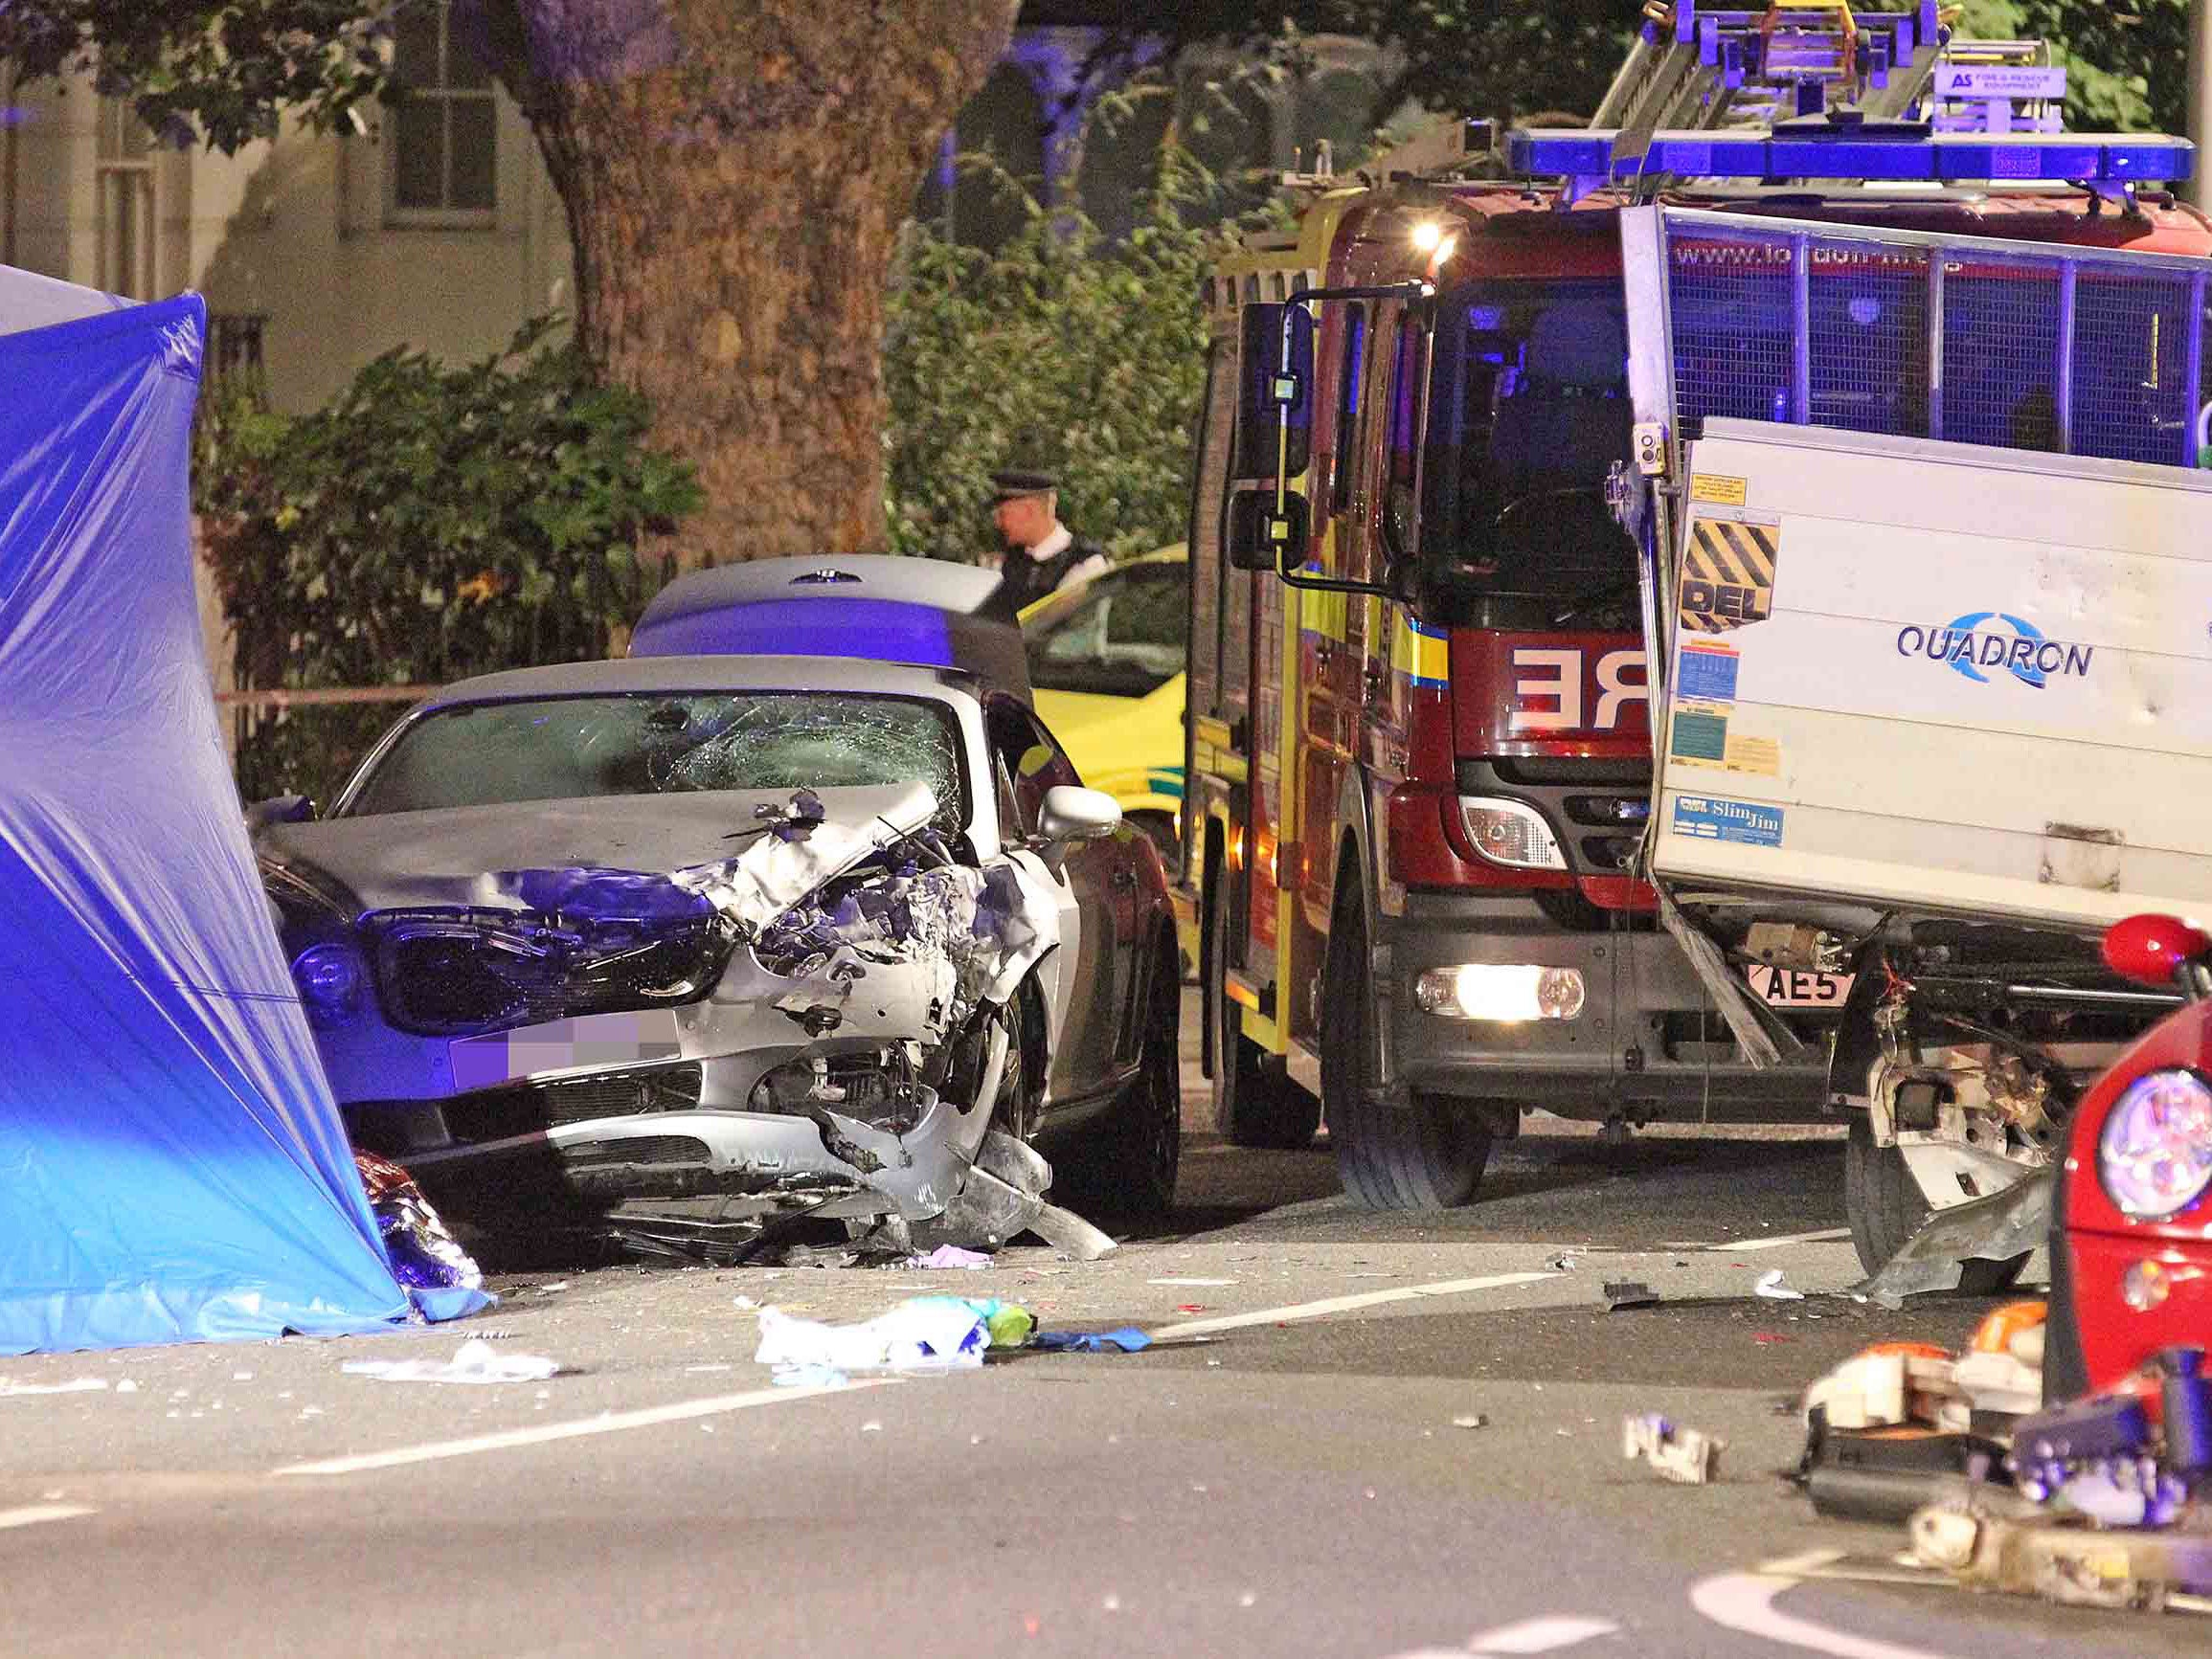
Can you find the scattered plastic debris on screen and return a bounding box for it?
[0,1378,107,1397]
[754,1296,1034,1379]
[1602,1281,1660,1312]
[1754,1269,1806,1301]
[1546,1254,1578,1272]
[1174,1304,1208,1314]
[341,1337,562,1385]
[355,1150,490,1323]
[1451,1414,1488,1430]
[732,1295,762,1312]
[1623,1413,1726,1484]
[1031,1328,1152,1354]
[904,1244,992,1270]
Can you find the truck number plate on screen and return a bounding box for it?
[1745,965,1854,1008]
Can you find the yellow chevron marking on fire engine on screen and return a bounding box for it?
[1680,516,1779,635]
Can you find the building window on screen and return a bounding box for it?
[96,99,157,299]
[389,1,495,222]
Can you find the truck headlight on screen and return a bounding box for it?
[1415,964,1586,1022]
[1459,797,1566,871]
[2098,1068,2212,1220]
[291,942,366,1025]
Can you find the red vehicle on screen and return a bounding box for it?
[2046,915,2212,1399]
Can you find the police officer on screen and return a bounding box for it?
[984,468,1111,613]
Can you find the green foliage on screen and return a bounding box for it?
[2015,0,2184,134]
[884,135,1236,565]
[196,319,702,802]
[0,0,400,153]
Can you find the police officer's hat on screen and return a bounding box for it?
[989,468,1056,504]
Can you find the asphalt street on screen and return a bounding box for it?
[0,998,2198,1657]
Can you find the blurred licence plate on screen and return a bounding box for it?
[448,1010,685,1092]
[1745,965,1854,1008]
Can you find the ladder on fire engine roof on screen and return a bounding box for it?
[1592,1,2058,135]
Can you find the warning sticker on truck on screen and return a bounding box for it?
[1677,642,1740,703]
[1690,474,1748,506]
[1680,515,1779,634]
[1671,795,1784,848]
[1669,706,1781,776]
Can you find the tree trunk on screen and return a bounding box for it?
[501,0,1019,564]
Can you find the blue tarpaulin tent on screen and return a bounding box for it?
[0,269,443,1352]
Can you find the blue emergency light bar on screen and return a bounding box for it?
[1508,126,2194,188]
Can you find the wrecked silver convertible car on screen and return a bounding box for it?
[252,656,1183,1253]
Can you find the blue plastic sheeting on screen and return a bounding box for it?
[0,283,442,1352]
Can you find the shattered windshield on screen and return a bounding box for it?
[344,693,967,828]
[1420,280,1636,612]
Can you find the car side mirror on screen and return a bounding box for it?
[1038,785,1121,844]
[246,795,316,833]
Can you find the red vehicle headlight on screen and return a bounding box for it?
[2097,1067,2212,1221]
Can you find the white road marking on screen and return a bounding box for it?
[0,1504,96,1531]
[1664,1227,1853,1253]
[1689,1556,1959,1659]
[272,1379,895,1477]
[1147,1272,1557,1341]
[1468,1614,1621,1652]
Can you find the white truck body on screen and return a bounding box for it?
[1649,418,2212,936]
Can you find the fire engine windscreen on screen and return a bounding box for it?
[1418,281,1636,620]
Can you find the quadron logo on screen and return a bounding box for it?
[1895,612,2092,688]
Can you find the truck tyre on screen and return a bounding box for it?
[1207,869,1320,1149]
[1052,935,1183,1221]
[1844,1116,2029,1293]
[1324,889,1489,1210]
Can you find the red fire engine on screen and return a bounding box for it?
[1183,2,2212,1216]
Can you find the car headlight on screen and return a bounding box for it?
[1459,796,1566,871]
[291,942,367,1025]
[2098,1067,2212,1220]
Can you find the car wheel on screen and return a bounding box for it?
[1325,885,1489,1211]
[1052,937,1182,1221]
[1844,1115,2029,1292]
[1208,868,1320,1150]
[986,983,1041,1142]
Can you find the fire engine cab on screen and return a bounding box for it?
[1184,1,2212,1225]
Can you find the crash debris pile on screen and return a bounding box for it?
[354,1152,487,1322]
[1791,1306,2212,1614]
[751,1295,1160,1386]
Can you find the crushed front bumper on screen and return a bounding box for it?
[1382,891,1829,1121]
[328,954,998,1230]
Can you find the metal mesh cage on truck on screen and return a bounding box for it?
[1659,213,2210,471]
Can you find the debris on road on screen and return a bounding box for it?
[754,1296,1034,1380]
[1451,1414,1488,1430]
[355,1151,489,1323]
[1622,1413,1725,1484]
[342,1337,562,1385]
[902,1244,992,1270]
[1791,1301,2212,1614]
[1030,1328,1152,1354]
[1753,1270,1805,1302]
[1149,1278,1235,1288]
[1602,1281,1659,1312]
